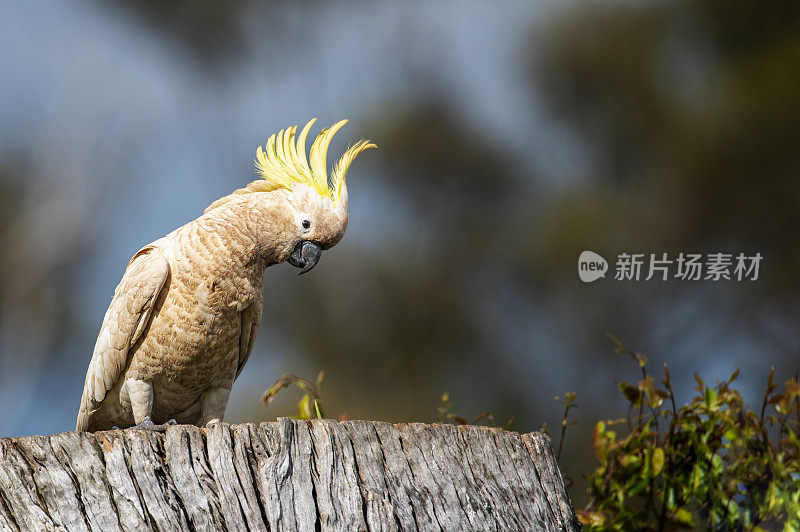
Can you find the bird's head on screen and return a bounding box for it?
[205,118,375,274]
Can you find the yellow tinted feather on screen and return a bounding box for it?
[206,118,374,213]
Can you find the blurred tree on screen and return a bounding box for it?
[530,0,800,347]
[532,0,800,295]
[524,0,800,504]
[97,0,253,68]
[0,153,96,434]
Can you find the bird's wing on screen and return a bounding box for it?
[76,246,170,431]
[235,301,261,380]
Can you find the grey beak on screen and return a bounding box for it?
[287,241,322,275]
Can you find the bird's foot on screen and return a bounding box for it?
[205,418,222,428]
[132,417,178,432]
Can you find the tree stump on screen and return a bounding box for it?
[0,419,579,531]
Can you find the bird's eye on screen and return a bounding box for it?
[302,219,311,230]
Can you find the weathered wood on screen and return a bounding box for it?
[0,419,580,531]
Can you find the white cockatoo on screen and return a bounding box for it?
[76,119,374,431]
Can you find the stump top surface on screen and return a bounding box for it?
[0,419,579,531]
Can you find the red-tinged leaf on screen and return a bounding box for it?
[593,421,607,461]
[768,392,785,405]
[448,415,469,425]
[619,382,641,403]
[577,510,605,526]
[785,380,800,397]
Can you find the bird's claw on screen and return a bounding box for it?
[132,418,178,432]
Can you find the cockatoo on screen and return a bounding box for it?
[76,119,374,431]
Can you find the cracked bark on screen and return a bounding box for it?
[0,419,580,531]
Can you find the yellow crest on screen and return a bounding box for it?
[206,118,375,213]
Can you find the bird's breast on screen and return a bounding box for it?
[126,271,249,391]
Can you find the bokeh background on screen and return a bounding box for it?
[2,0,798,504]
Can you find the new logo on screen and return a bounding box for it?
[578,251,608,283]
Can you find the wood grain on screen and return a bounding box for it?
[0,419,580,531]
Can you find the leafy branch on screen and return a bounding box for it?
[575,338,800,530]
[261,370,327,420]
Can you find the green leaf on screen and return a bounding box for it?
[313,399,324,419]
[665,486,676,511]
[673,507,696,528]
[577,510,605,527]
[704,386,717,408]
[606,332,628,354]
[593,421,609,461]
[691,464,703,492]
[297,394,314,419]
[651,447,664,476]
[711,453,723,476]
